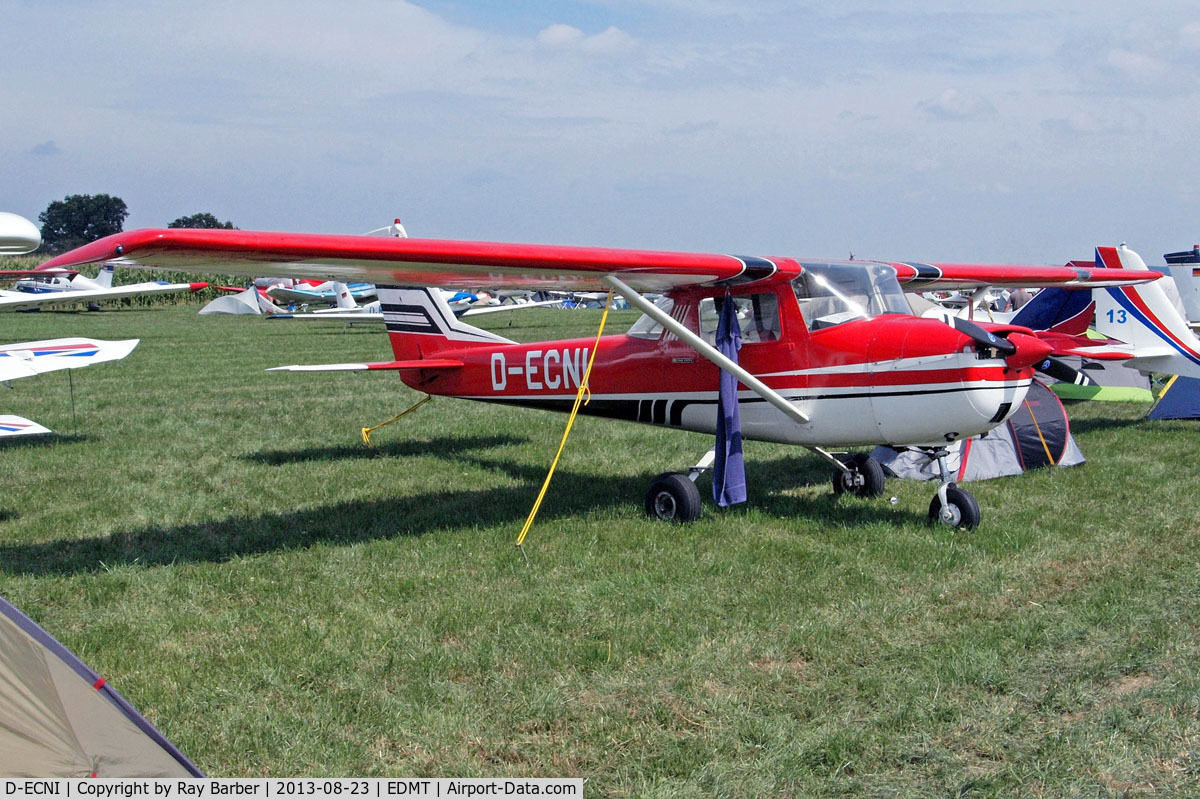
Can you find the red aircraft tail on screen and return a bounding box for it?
[378,286,515,361]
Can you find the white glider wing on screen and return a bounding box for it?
[1,338,139,437]
[0,337,139,381]
[0,415,52,436]
[0,282,205,313]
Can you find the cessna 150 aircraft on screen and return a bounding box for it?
[40,229,1161,529]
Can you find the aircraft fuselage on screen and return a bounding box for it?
[394,271,1038,449]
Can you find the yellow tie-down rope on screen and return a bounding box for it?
[515,289,615,551]
[362,394,433,447]
[1021,396,1057,466]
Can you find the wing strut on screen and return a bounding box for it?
[603,275,810,424]
[601,276,852,473]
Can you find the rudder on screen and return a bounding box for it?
[379,286,515,361]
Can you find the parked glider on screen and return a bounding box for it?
[0,263,208,312]
[0,337,139,436]
[41,229,1160,529]
[267,283,562,322]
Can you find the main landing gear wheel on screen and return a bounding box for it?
[832,453,886,498]
[928,485,981,531]
[645,472,702,523]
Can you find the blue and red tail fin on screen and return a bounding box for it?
[378,286,515,361]
[1093,245,1200,377]
[1011,287,1095,336]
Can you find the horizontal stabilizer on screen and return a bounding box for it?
[1052,346,1136,362]
[459,299,565,317]
[268,358,464,373]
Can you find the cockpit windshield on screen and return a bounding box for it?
[791,262,911,330]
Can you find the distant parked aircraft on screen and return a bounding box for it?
[0,263,208,312]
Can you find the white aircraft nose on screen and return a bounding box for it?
[0,212,41,254]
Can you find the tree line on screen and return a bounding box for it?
[36,194,235,253]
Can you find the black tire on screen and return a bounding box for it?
[832,453,886,498]
[927,485,981,531]
[644,472,703,523]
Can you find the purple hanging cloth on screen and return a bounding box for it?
[713,295,747,506]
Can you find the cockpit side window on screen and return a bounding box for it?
[698,293,781,345]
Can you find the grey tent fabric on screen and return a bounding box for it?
[199,286,285,315]
[872,380,1085,481]
[0,595,202,777]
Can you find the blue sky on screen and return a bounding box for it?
[2,1,1199,263]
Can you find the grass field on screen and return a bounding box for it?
[3,302,1200,796]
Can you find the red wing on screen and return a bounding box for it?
[38,229,773,292]
[891,261,1162,289]
[40,228,1162,293]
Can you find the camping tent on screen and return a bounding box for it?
[1147,375,1200,420]
[0,594,203,777]
[872,380,1085,481]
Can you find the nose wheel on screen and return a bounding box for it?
[928,485,980,530]
[924,448,981,531]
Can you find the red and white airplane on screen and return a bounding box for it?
[40,229,1161,529]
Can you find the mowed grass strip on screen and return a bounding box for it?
[2,303,1199,795]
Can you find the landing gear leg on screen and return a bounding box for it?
[688,449,716,483]
[926,448,981,530]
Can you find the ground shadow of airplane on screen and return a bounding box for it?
[0,450,922,576]
[244,434,527,466]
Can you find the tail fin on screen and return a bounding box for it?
[379,286,515,361]
[94,264,115,288]
[331,282,358,310]
[1094,245,1200,377]
[1011,287,1095,336]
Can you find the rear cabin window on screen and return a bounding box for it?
[627,295,677,340]
[698,293,781,345]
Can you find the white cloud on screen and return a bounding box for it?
[918,89,997,121]
[537,24,634,54]
[537,23,586,48]
[1182,22,1200,48]
[581,26,636,54]
[2,1,1199,260]
[1105,48,1169,82]
[1040,110,1141,136]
